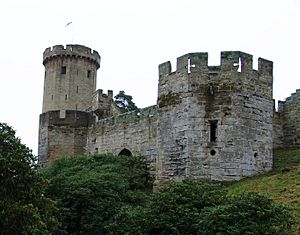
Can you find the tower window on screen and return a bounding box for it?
[61,66,66,74]
[209,120,218,142]
[76,86,79,93]
[87,70,91,78]
[65,94,68,100]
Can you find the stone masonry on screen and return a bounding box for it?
[274,89,300,148]
[38,44,297,185]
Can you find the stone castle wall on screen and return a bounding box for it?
[274,89,300,147]
[85,51,274,184]
[155,51,273,183]
[38,44,298,185]
[86,105,158,173]
[38,110,90,166]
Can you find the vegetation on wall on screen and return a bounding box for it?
[158,91,181,108]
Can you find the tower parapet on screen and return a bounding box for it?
[42,44,100,113]
[158,51,273,107]
[159,51,273,76]
[43,44,100,68]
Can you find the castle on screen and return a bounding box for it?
[38,44,299,185]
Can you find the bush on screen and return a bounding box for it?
[42,154,152,234]
[144,178,226,235]
[198,192,295,235]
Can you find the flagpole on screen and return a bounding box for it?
[65,21,74,44]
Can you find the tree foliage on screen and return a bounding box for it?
[198,192,295,235]
[42,154,152,235]
[0,123,58,235]
[144,178,226,235]
[114,90,139,112]
[108,178,295,235]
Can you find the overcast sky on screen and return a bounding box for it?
[0,0,299,155]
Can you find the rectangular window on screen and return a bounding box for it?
[209,120,218,142]
[61,66,66,74]
[87,70,91,78]
[65,94,68,100]
[76,86,79,93]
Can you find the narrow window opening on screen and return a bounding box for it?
[76,86,79,93]
[51,95,53,101]
[87,70,91,78]
[61,66,66,74]
[65,94,68,100]
[209,120,218,142]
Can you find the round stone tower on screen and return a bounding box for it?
[38,44,100,166]
[42,44,100,113]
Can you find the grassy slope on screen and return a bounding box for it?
[227,148,300,234]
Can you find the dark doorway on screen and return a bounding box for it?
[118,148,132,156]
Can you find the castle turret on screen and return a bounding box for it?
[38,44,100,166]
[157,51,273,183]
[42,44,100,113]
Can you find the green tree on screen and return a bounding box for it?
[114,90,139,112]
[107,205,147,235]
[42,154,152,235]
[140,178,294,235]
[0,123,58,235]
[198,192,295,235]
[144,178,226,235]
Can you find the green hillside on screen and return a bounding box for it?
[228,148,300,234]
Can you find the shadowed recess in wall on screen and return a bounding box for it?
[118,148,132,156]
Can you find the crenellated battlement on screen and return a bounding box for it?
[159,51,273,76]
[90,89,116,118]
[278,89,300,111]
[43,44,101,68]
[95,105,158,127]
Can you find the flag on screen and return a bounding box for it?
[65,22,72,27]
